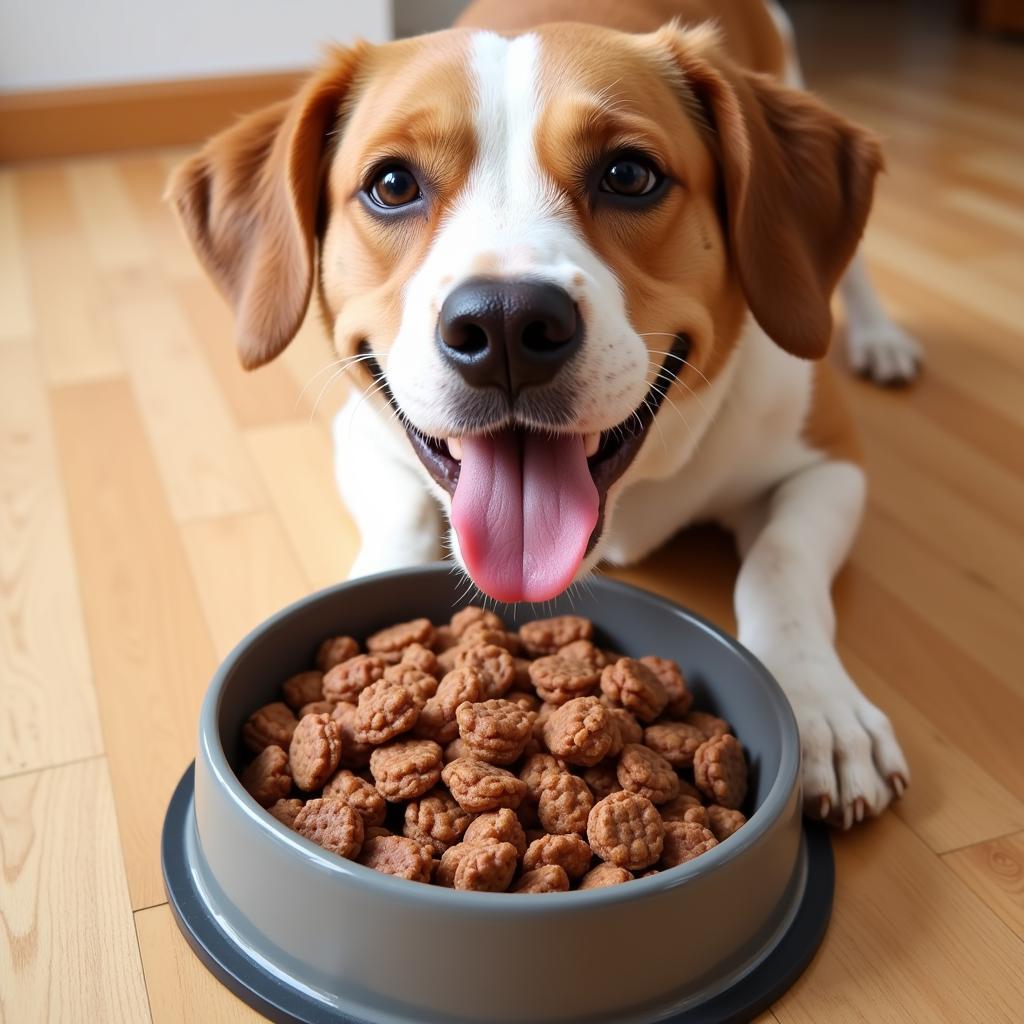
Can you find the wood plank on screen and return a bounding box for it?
[0,343,103,778]
[134,903,266,1024]
[771,814,1024,1023]
[0,758,151,1023]
[14,165,124,384]
[0,171,35,342]
[245,421,359,592]
[50,380,217,909]
[943,832,1024,942]
[180,512,310,660]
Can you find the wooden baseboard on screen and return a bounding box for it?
[0,70,308,162]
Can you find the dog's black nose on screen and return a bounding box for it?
[437,278,582,395]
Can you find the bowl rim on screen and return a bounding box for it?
[199,563,800,912]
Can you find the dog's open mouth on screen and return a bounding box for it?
[360,335,690,603]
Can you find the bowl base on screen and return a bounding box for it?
[163,765,833,1024]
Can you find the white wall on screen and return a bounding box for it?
[0,0,392,93]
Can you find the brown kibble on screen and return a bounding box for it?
[383,663,439,702]
[519,615,593,656]
[365,826,391,840]
[452,841,518,892]
[533,701,558,741]
[685,710,731,740]
[354,679,424,745]
[557,640,609,672]
[267,797,304,828]
[450,605,505,638]
[299,700,335,718]
[281,671,324,711]
[587,791,664,870]
[330,701,374,768]
[522,833,593,879]
[512,657,533,689]
[694,733,747,809]
[582,762,622,802]
[370,739,443,802]
[463,808,527,857]
[460,623,520,654]
[578,863,633,889]
[616,743,679,805]
[607,707,643,748]
[518,753,569,802]
[457,699,534,765]
[644,722,705,769]
[315,636,360,672]
[289,713,342,792]
[443,737,471,763]
[322,769,387,827]
[403,788,475,855]
[707,804,747,841]
[660,821,718,867]
[400,643,440,678]
[543,697,618,767]
[432,624,458,653]
[639,655,693,718]
[358,835,433,882]
[366,617,435,654]
[454,643,515,699]
[600,659,667,723]
[293,797,364,859]
[413,667,483,744]
[529,655,600,705]
[538,772,594,835]
[241,745,292,807]
[505,690,540,714]
[322,655,386,704]
[242,702,299,755]
[441,757,527,812]
[660,793,709,826]
[513,864,570,893]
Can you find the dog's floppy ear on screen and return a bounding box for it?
[167,45,366,369]
[658,26,882,360]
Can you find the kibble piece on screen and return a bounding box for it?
[365,826,391,841]
[289,713,343,792]
[441,757,527,812]
[557,640,609,672]
[282,671,325,711]
[241,746,293,807]
[432,624,458,653]
[370,739,443,802]
[529,655,599,705]
[403,788,475,855]
[293,797,364,859]
[685,710,731,740]
[512,657,533,689]
[463,808,527,857]
[322,655,387,704]
[400,643,439,678]
[538,772,594,835]
[707,804,747,841]
[358,835,433,882]
[578,863,633,889]
[242,702,299,755]
[644,722,705,769]
[616,743,679,805]
[452,841,518,892]
[383,663,439,702]
[267,797,304,828]
[519,615,593,656]
[676,776,703,802]
[315,636,360,672]
[435,843,474,887]
[600,659,667,723]
[513,864,570,893]
[542,696,618,767]
[694,734,747,809]
[587,791,664,870]
[582,762,622,802]
[533,701,558,741]
[660,794,709,826]
[660,821,719,867]
[460,623,519,653]
[456,699,534,765]
[518,753,569,802]
[522,833,593,880]
[330,701,374,767]
[639,656,693,718]
[322,769,387,828]
[366,617,434,654]
[354,679,424,745]
[413,667,483,744]
[455,643,515,699]
[450,605,505,638]
[607,707,643,747]
[443,737,471,763]
[299,700,335,717]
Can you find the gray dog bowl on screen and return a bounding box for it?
[162,564,832,1024]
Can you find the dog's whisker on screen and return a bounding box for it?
[296,353,376,408]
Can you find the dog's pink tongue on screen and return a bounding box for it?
[452,431,599,603]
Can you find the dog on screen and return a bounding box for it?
[169,0,917,828]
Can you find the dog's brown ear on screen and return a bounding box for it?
[167,45,365,369]
[659,27,882,360]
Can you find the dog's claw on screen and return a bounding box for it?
[819,796,831,821]
[890,773,907,799]
[853,797,866,823]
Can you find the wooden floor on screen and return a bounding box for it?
[2,3,1023,1021]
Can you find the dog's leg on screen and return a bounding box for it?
[332,393,444,579]
[727,459,909,828]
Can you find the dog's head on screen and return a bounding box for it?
[169,23,880,602]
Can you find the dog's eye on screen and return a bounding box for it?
[368,165,420,208]
[599,157,660,197]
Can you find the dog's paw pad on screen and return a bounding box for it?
[847,321,922,386]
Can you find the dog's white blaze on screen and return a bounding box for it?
[384,31,649,438]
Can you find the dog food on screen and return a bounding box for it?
[237,609,750,891]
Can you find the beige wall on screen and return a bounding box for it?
[393,0,470,37]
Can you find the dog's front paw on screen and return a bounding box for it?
[846,318,922,385]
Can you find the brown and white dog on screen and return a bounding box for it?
[170,0,918,827]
